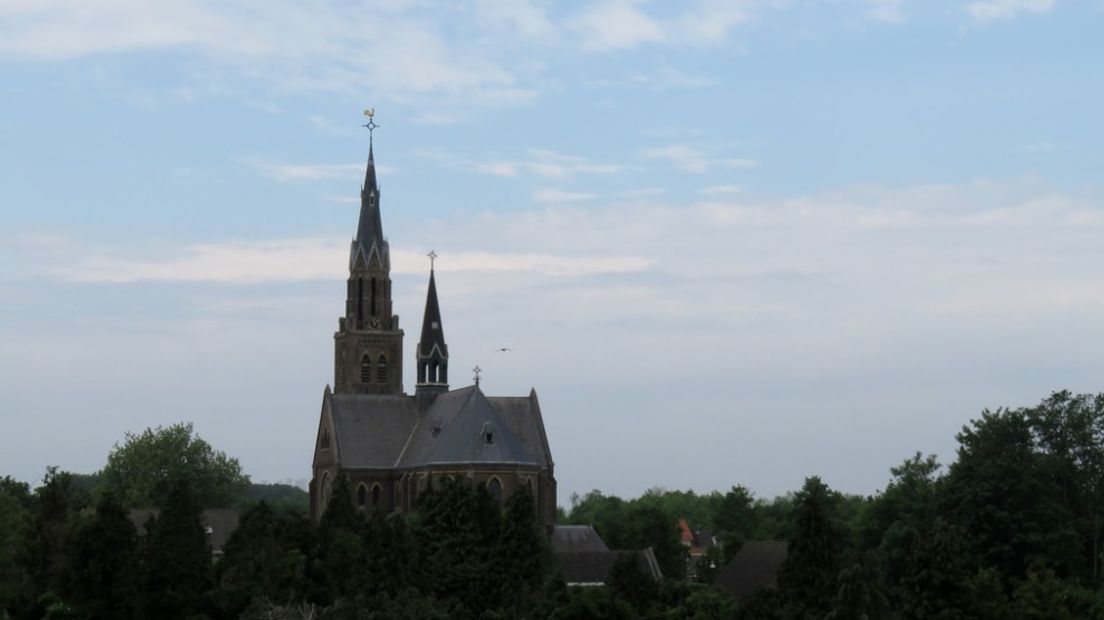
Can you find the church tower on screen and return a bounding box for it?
[333,140,404,395]
[415,259,449,408]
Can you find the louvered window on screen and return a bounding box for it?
[377,355,388,383]
[361,355,371,383]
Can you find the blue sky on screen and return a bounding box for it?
[2,0,1104,503]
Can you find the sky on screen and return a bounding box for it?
[2,0,1104,505]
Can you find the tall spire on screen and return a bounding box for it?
[351,110,386,270]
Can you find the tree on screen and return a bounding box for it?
[100,422,250,508]
[213,502,311,617]
[139,478,212,619]
[494,483,548,614]
[606,552,657,614]
[826,564,890,620]
[776,476,841,617]
[713,485,757,561]
[316,476,365,602]
[941,406,1079,579]
[0,479,30,612]
[897,520,973,620]
[13,467,77,617]
[65,492,139,620]
[858,453,941,590]
[414,477,500,615]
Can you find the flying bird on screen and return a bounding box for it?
[495,347,512,352]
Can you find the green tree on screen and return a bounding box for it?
[101,422,250,508]
[213,501,311,617]
[826,564,890,620]
[606,551,657,614]
[776,476,841,617]
[138,478,212,619]
[713,485,757,560]
[897,520,973,620]
[494,483,548,614]
[414,477,500,615]
[941,406,1079,579]
[65,493,139,620]
[316,476,365,602]
[13,468,77,617]
[1010,563,1077,620]
[858,453,941,590]
[0,479,30,612]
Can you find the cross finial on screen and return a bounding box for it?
[473,365,482,386]
[362,108,379,147]
[427,250,438,271]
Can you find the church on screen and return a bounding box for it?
[309,134,557,528]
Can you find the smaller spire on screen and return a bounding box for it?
[416,255,449,389]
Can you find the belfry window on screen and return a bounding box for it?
[377,355,388,383]
[361,355,371,383]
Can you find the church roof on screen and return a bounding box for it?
[324,384,552,470]
[328,392,418,468]
[399,385,545,467]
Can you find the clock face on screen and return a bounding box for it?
[368,317,381,329]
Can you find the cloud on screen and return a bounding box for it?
[571,0,666,51]
[863,0,907,23]
[642,145,758,173]
[966,0,1056,21]
[251,163,365,183]
[0,0,534,102]
[474,149,624,180]
[700,184,744,195]
[61,239,652,283]
[586,66,718,90]
[533,189,599,204]
[474,0,556,40]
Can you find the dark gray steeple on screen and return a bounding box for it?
[350,143,389,270]
[416,261,449,406]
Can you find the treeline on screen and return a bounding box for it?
[559,390,1104,618]
[2,390,1104,618]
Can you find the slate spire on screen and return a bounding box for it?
[416,258,449,404]
[350,142,388,270]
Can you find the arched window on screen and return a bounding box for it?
[357,484,367,508]
[361,354,371,383]
[371,483,382,507]
[370,278,378,316]
[320,472,332,509]
[377,355,388,383]
[487,477,503,506]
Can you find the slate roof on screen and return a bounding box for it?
[713,541,788,598]
[555,548,663,586]
[551,525,610,554]
[399,386,543,467]
[323,384,552,470]
[328,392,418,468]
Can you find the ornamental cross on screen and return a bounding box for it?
[473,365,482,386]
[362,108,379,145]
[428,250,438,270]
